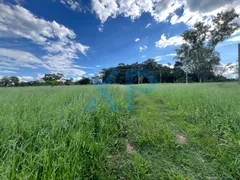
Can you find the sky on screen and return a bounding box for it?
[0,0,240,81]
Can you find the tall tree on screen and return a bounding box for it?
[0,76,19,87]
[176,9,239,82]
[10,76,20,86]
[0,77,11,86]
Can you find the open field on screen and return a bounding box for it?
[0,83,240,179]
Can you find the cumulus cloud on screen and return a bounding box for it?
[135,38,140,42]
[0,3,89,76]
[91,0,182,23]
[171,0,240,27]
[155,34,183,48]
[91,0,119,23]
[60,0,81,11]
[91,0,240,30]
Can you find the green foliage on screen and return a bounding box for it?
[42,73,64,86]
[101,59,232,84]
[116,83,240,179]
[102,59,186,84]
[0,76,20,86]
[0,85,128,179]
[45,80,57,86]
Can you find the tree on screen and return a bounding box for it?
[75,77,92,85]
[10,76,20,86]
[176,9,239,82]
[172,62,185,83]
[0,76,19,87]
[0,77,11,86]
[42,73,64,86]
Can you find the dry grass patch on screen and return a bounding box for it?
[176,134,187,144]
[125,139,135,154]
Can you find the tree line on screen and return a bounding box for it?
[100,60,236,84]
[0,59,236,87]
[0,74,92,87]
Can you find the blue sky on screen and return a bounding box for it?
[0,0,239,81]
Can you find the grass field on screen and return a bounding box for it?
[0,83,239,179]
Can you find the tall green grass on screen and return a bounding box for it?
[0,83,239,179]
[126,83,240,179]
[0,85,128,179]
[154,83,240,179]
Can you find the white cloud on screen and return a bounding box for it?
[60,0,81,11]
[88,73,95,77]
[72,76,83,82]
[227,35,240,42]
[0,66,19,71]
[91,0,181,23]
[0,3,89,77]
[141,55,146,58]
[155,34,183,48]
[0,48,42,70]
[18,76,34,82]
[37,73,44,80]
[91,0,119,23]
[166,53,176,56]
[139,46,148,52]
[186,0,235,13]
[214,62,238,79]
[0,3,76,43]
[91,0,240,32]
[163,63,174,69]
[170,1,240,28]
[170,14,179,24]
[0,70,17,74]
[96,65,101,68]
[135,38,140,42]
[223,64,238,79]
[154,56,162,61]
[145,23,151,28]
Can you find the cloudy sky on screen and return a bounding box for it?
[0,0,240,81]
